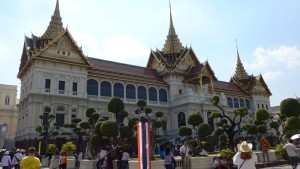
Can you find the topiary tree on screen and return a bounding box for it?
[210,95,250,150]
[280,98,300,117]
[35,106,59,155]
[108,97,127,132]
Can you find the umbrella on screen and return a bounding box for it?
[291,134,300,140]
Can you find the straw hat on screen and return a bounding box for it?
[238,141,253,152]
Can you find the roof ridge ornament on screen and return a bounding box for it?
[42,0,64,40]
[162,0,184,54]
[233,40,248,80]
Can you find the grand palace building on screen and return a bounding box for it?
[15,0,271,147]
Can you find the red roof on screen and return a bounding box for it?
[214,81,245,93]
[88,57,163,80]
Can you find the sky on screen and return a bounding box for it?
[0,0,300,107]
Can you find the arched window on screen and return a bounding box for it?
[207,112,214,131]
[87,79,98,95]
[5,96,10,105]
[234,98,239,108]
[101,81,112,97]
[126,84,136,99]
[240,98,245,107]
[227,97,233,108]
[178,112,186,128]
[113,83,124,98]
[148,87,157,101]
[245,99,251,109]
[137,86,147,100]
[159,89,167,102]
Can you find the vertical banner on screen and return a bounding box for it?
[137,121,151,169]
[38,140,41,154]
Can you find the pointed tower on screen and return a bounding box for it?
[162,6,184,55]
[233,48,248,80]
[42,0,64,40]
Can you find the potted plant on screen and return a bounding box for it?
[220,148,235,169]
[62,142,76,156]
[275,143,288,160]
[47,144,58,154]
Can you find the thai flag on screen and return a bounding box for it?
[137,121,151,169]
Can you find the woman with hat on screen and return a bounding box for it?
[233,141,257,169]
[1,151,12,169]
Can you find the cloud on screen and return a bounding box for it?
[102,36,149,62]
[262,71,283,80]
[71,31,149,64]
[247,45,300,69]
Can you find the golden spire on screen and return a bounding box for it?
[233,41,248,80]
[42,0,64,40]
[162,1,184,54]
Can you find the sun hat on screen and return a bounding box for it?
[16,149,20,152]
[4,151,9,155]
[238,141,253,152]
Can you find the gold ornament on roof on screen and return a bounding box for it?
[42,0,64,40]
[162,5,184,54]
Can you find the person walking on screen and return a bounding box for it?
[233,141,257,169]
[97,147,107,169]
[12,149,23,169]
[164,147,175,169]
[20,147,41,169]
[283,139,299,169]
[59,152,68,169]
[1,151,12,169]
[180,140,190,169]
[261,138,270,163]
[121,149,130,169]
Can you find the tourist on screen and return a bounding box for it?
[97,147,107,169]
[233,141,257,169]
[20,147,41,169]
[77,151,83,168]
[59,152,68,169]
[1,151,12,169]
[12,149,23,169]
[164,147,175,169]
[261,138,270,163]
[179,140,190,169]
[214,157,228,169]
[121,149,130,169]
[283,139,299,169]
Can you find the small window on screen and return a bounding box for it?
[62,51,65,55]
[179,89,182,94]
[5,96,10,105]
[56,106,65,112]
[72,82,78,95]
[257,104,260,109]
[45,79,51,93]
[59,81,65,94]
[71,114,76,119]
[57,51,60,54]
[68,53,70,56]
[266,105,268,110]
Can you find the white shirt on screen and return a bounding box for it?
[121,152,130,161]
[78,152,83,161]
[284,143,298,157]
[180,145,190,157]
[233,152,257,169]
[12,152,23,165]
[1,155,12,167]
[98,150,107,159]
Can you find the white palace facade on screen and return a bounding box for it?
[16,0,271,147]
